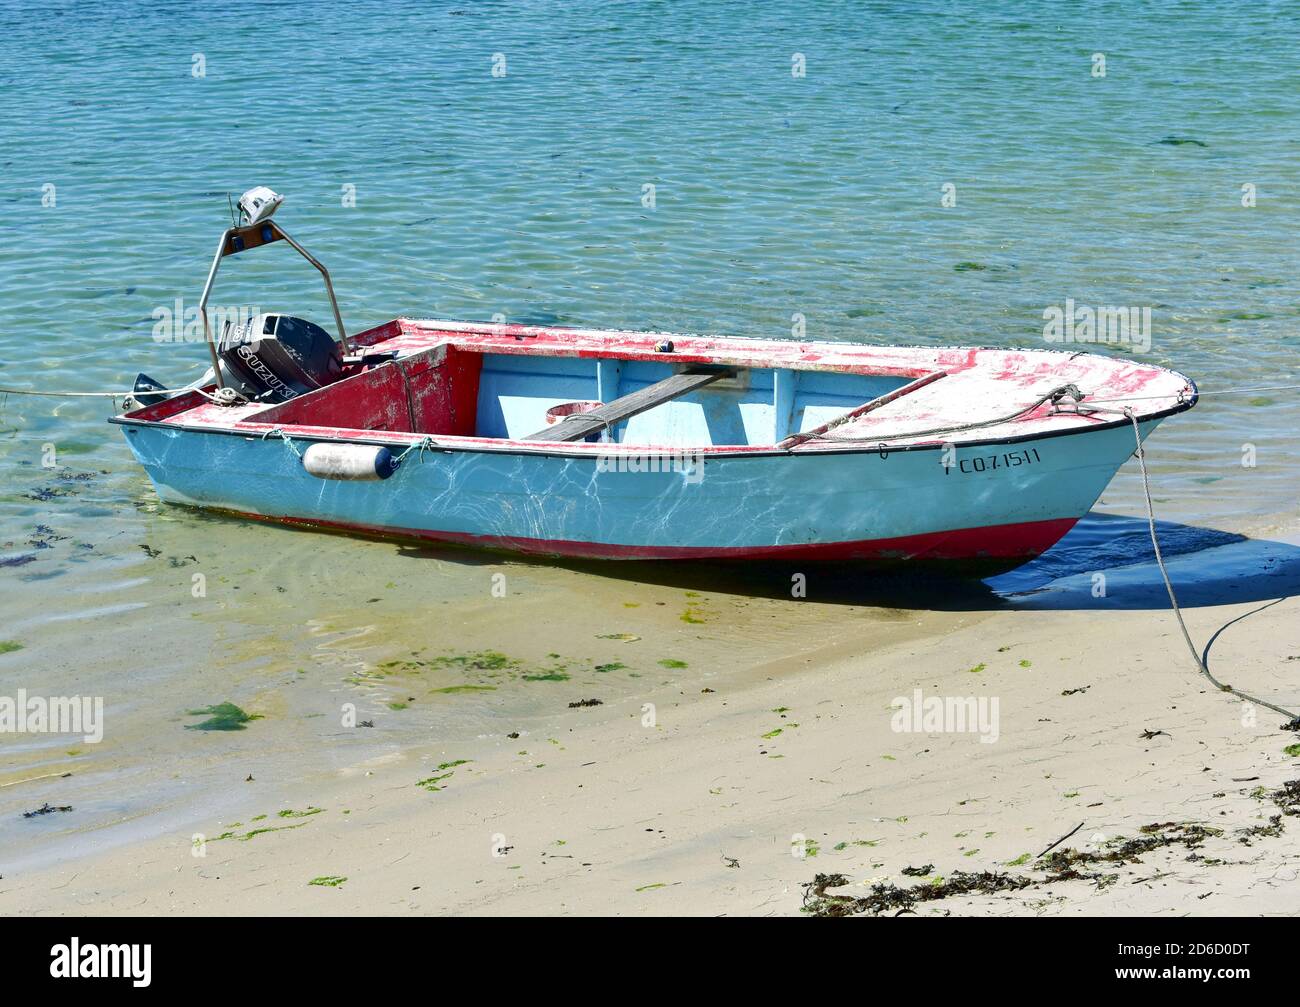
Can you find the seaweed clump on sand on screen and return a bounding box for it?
[801,821,1223,918]
[1265,779,1300,814]
[803,871,1032,918]
[1237,816,1284,845]
[1036,822,1221,881]
[1236,778,1300,845]
[23,802,73,819]
[1253,779,1300,821]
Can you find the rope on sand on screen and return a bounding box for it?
[1115,407,1298,722]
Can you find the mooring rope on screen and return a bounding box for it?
[391,435,437,467]
[808,383,1088,444]
[0,384,245,405]
[802,380,1300,446]
[259,427,302,458]
[0,387,136,398]
[1106,405,1297,721]
[1081,382,1300,406]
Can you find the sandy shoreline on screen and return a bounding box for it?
[3,554,1297,917]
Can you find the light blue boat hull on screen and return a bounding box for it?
[118,418,1159,567]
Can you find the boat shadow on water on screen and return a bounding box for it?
[387,512,1300,614]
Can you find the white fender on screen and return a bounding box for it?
[302,443,396,481]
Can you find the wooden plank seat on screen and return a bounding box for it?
[522,367,735,442]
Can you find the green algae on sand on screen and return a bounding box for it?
[209,821,309,843]
[184,702,262,731]
[431,651,514,671]
[416,762,469,792]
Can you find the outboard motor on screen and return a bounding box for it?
[218,312,342,401]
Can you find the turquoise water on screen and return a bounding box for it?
[1,2,1297,871]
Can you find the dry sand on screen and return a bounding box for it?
[3,575,1296,917]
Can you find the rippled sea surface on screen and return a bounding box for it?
[1,2,1297,870]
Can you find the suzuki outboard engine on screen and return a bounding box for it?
[217,313,342,401]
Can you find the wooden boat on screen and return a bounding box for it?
[113,191,1197,572]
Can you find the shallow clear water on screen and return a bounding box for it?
[1,2,1297,871]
